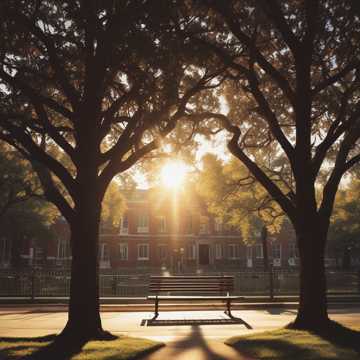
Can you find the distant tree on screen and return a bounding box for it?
[185,0,360,329]
[0,142,57,267]
[328,179,360,268]
[198,153,285,270]
[101,180,127,231]
[1,198,57,268]
[0,1,217,339]
[0,142,41,219]
[198,154,284,240]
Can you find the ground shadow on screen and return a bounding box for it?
[229,321,360,360]
[311,320,360,354]
[265,307,297,315]
[0,334,86,360]
[138,325,250,360]
[230,337,321,360]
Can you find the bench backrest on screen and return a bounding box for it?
[149,276,234,295]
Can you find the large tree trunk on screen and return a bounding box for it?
[60,173,113,340]
[291,225,330,330]
[61,210,102,339]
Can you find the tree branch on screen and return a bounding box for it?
[6,9,80,109]
[0,68,75,121]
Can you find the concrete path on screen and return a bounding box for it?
[1,307,359,359]
[0,308,297,341]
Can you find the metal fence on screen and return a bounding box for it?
[0,269,358,298]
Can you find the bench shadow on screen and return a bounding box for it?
[146,317,252,329]
[0,334,87,360]
[138,325,250,360]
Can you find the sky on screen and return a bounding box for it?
[134,131,230,189]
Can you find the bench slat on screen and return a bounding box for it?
[148,275,234,296]
[147,295,238,300]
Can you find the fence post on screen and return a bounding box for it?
[112,276,117,296]
[30,268,36,302]
[269,265,274,300]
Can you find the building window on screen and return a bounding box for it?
[185,215,193,234]
[137,214,149,233]
[158,216,167,233]
[99,243,110,261]
[137,243,149,260]
[228,244,241,259]
[215,243,223,259]
[289,242,299,258]
[0,237,11,265]
[186,244,196,259]
[214,218,222,233]
[119,243,128,260]
[246,246,253,259]
[272,243,281,259]
[57,240,71,259]
[158,245,167,260]
[199,216,209,234]
[255,244,263,259]
[120,215,129,235]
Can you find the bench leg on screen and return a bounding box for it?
[225,298,234,318]
[151,297,159,320]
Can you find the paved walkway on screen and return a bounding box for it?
[1,307,359,359]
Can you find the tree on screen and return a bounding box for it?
[0,142,56,268]
[0,142,41,220]
[185,0,360,329]
[1,197,57,268]
[198,154,284,242]
[101,180,127,231]
[0,1,216,339]
[198,153,285,270]
[328,179,360,268]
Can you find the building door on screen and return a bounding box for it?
[199,244,210,265]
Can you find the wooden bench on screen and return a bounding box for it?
[147,275,238,320]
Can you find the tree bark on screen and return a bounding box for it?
[291,225,330,330]
[59,180,113,340]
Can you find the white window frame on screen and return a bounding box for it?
[185,215,193,234]
[289,242,298,259]
[137,214,149,233]
[137,243,149,260]
[214,218,222,233]
[246,246,253,260]
[0,237,11,265]
[199,216,209,234]
[119,215,129,235]
[119,243,128,260]
[57,240,71,260]
[255,244,264,259]
[158,216,167,233]
[99,243,110,261]
[158,244,167,260]
[186,244,196,260]
[272,243,282,259]
[215,243,223,259]
[228,244,241,259]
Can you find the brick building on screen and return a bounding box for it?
[98,188,300,271]
[4,188,342,271]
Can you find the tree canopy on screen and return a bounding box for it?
[180,0,360,329]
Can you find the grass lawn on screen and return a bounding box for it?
[226,324,360,360]
[0,334,163,360]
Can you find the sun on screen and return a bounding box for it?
[160,161,188,189]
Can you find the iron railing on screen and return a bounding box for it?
[0,269,358,299]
